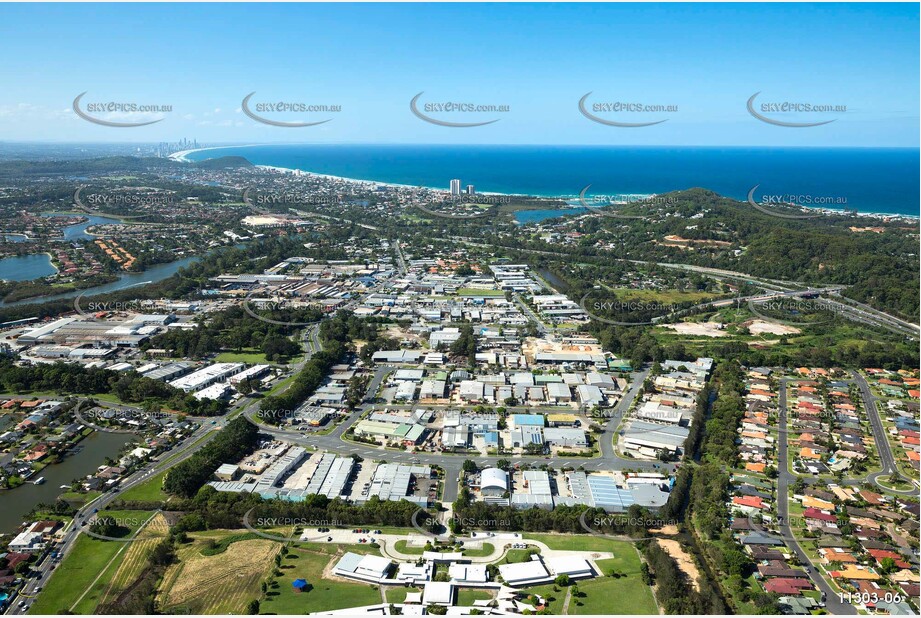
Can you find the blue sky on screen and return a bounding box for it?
[0,3,917,146]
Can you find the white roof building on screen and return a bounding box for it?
[498,559,551,587]
[546,556,595,579]
[448,563,488,584]
[422,581,455,606]
[333,552,393,583]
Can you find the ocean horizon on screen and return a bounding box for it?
[183,144,920,217]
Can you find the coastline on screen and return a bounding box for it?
[169,145,920,221]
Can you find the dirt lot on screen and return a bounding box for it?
[655,538,701,592]
[744,319,802,336]
[660,322,728,337]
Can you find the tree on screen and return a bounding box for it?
[879,557,897,574]
[246,600,260,615]
[554,574,570,587]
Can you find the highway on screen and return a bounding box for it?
[451,236,919,340]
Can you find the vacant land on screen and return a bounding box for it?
[157,535,281,614]
[215,350,270,364]
[28,510,154,615]
[98,513,170,607]
[116,469,168,502]
[567,558,658,615]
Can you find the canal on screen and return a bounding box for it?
[0,430,135,533]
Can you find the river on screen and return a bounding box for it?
[0,255,200,308]
[0,430,134,533]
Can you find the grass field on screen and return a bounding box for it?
[384,585,420,603]
[393,540,426,555]
[260,545,384,614]
[97,513,170,607]
[499,548,538,564]
[462,542,495,557]
[28,510,155,615]
[157,534,281,614]
[457,588,495,605]
[457,288,505,296]
[523,533,631,554]
[116,469,168,502]
[215,350,269,364]
[567,558,658,615]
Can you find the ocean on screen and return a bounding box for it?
[184,144,919,217]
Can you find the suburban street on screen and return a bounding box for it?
[776,379,856,615]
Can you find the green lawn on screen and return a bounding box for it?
[384,586,421,603]
[28,510,154,615]
[117,469,168,502]
[462,542,495,557]
[393,540,426,555]
[524,533,632,554]
[261,547,384,614]
[456,288,505,297]
[500,548,539,564]
[518,584,564,614]
[58,490,102,506]
[457,588,494,606]
[567,558,658,614]
[215,350,269,364]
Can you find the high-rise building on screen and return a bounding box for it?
[450,179,461,195]
[465,185,475,195]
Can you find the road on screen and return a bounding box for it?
[5,324,326,615]
[850,371,918,495]
[451,236,919,340]
[776,378,857,615]
[245,365,669,504]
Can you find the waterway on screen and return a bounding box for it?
[0,254,58,282]
[0,255,200,308]
[0,430,134,533]
[42,213,123,241]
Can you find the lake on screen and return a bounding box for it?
[0,253,58,282]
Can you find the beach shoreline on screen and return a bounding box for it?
[169,145,920,221]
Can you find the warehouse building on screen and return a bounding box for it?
[622,420,689,456]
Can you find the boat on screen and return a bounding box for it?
[32,477,46,485]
